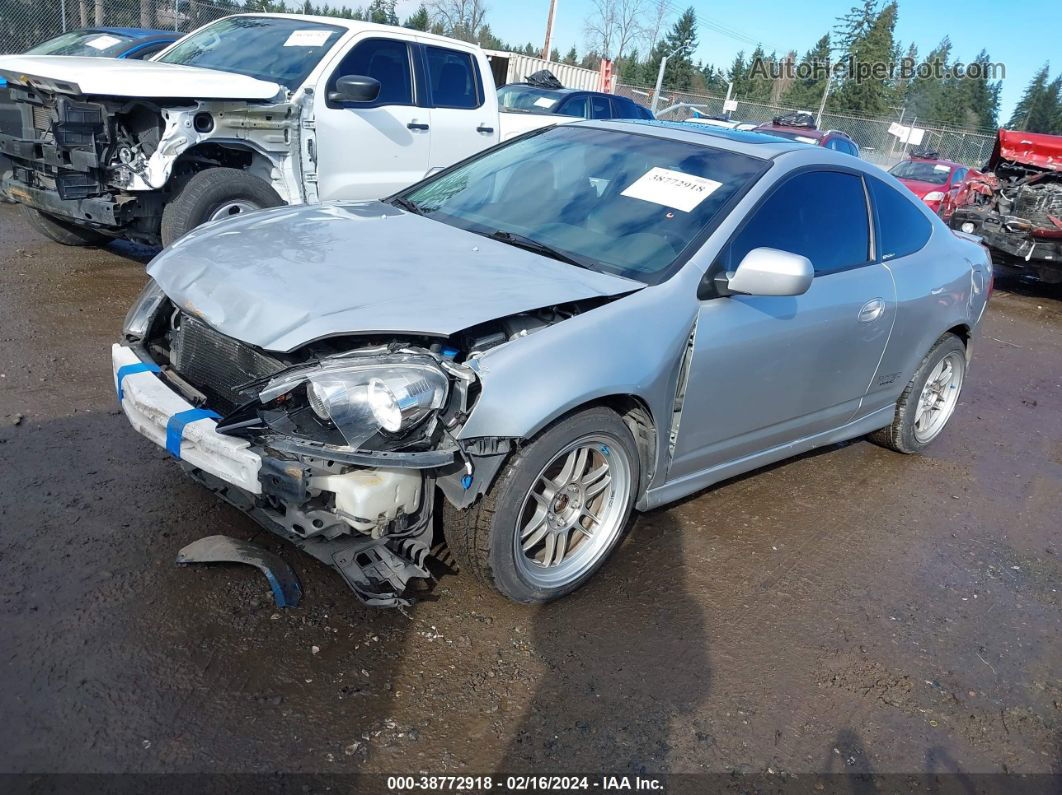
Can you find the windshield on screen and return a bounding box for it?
[403,125,766,284]
[156,16,344,90]
[497,85,566,113]
[27,30,135,57]
[889,160,952,185]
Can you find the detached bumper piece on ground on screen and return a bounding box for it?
[177,535,303,609]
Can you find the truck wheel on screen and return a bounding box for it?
[870,333,967,454]
[23,207,109,247]
[160,167,283,246]
[443,407,639,604]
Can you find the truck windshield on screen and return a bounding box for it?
[402,125,766,285]
[27,30,135,57]
[156,16,344,90]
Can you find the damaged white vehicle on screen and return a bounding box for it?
[113,122,990,607]
[0,14,556,247]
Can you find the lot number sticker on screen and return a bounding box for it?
[283,30,332,47]
[86,34,123,50]
[621,167,722,212]
[533,96,558,109]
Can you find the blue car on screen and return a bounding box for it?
[0,27,181,87]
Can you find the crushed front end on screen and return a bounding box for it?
[950,130,1062,282]
[113,282,490,607]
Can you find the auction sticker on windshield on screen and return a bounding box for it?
[284,30,332,47]
[621,167,722,212]
[87,34,123,50]
[533,96,558,108]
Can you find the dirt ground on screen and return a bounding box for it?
[0,203,1059,783]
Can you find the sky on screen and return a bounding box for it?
[393,0,1060,124]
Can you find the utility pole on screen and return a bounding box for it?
[815,64,833,128]
[651,56,669,115]
[542,0,558,61]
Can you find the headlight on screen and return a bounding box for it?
[123,279,166,340]
[924,191,946,202]
[262,358,449,449]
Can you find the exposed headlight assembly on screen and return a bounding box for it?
[923,191,946,202]
[262,357,449,449]
[123,279,166,340]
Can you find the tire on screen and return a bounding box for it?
[443,407,640,604]
[870,333,967,454]
[160,167,283,247]
[23,207,109,246]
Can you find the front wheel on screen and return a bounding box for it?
[443,407,640,603]
[870,333,967,454]
[160,167,283,246]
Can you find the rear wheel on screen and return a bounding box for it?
[870,334,967,454]
[23,207,109,247]
[160,167,283,246]
[443,407,639,603]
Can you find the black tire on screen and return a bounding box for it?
[23,207,109,247]
[870,333,967,454]
[160,167,283,247]
[443,407,640,604]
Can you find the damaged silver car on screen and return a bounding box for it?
[113,121,992,606]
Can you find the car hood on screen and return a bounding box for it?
[989,129,1062,172]
[0,55,282,100]
[896,177,946,197]
[148,202,644,352]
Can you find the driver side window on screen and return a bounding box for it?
[721,171,871,276]
[329,38,414,106]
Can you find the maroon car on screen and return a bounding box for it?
[754,112,860,157]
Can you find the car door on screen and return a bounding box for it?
[313,35,431,200]
[420,43,497,176]
[667,169,897,481]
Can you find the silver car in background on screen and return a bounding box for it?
[113,121,992,606]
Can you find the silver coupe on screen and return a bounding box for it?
[113,120,992,605]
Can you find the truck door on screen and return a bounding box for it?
[313,35,431,201]
[419,43,499,175]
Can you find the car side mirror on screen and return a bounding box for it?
[718,247,814,297]
[329,75,381,104]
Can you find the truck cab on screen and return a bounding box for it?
[0,14,529,247]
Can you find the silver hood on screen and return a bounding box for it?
[148,202,643,352]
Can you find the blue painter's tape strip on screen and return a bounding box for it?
[116,362,161,401]
[165,408,221,459]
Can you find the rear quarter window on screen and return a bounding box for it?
[868,176,933,261]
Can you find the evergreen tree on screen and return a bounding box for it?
[403,4,430,30]
[830,1,898,116]
[642,7,698,91]
[1008,64,1055,132]
[727,51,749,97]
[563,45,578,65]
[782,33,831,110]
[366,0,397,25]
[551,47,561,63]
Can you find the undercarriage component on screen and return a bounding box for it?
[176,534,303,608]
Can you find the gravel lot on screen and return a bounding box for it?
[0,202,1059,779]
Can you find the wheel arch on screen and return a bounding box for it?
[170,143,290,202]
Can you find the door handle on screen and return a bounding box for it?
[407,122,429,131]
[476,125,494,133]
[858,297,886,323]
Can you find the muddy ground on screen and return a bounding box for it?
[0,203,1059,782]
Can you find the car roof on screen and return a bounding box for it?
[906,156,964,168]
[88,27,180,38]
[229,13,482,49]
[504,85,626,100]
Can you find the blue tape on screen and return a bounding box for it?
[116,362,161,401]
[166,408,221,459]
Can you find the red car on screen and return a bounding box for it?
[888,152,974,218]
[753,112,860,157]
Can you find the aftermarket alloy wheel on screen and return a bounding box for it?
[871,333,967,454]
[443,407,640,603]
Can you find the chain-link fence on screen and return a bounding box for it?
[615,83,998,170]
[1,0,240,53]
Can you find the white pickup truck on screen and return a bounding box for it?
[0,14,560,246]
